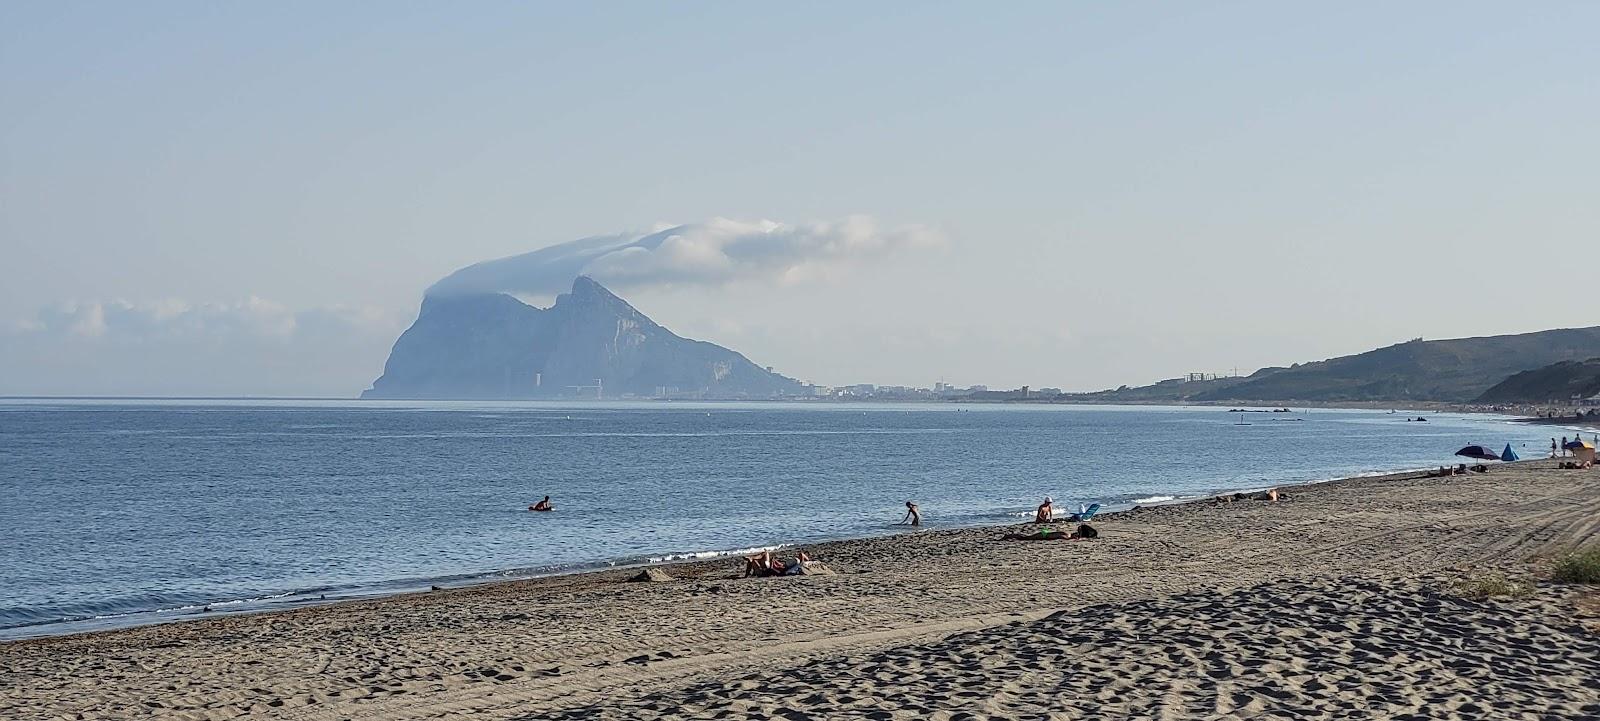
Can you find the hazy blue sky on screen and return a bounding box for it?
[3,3,1596,395]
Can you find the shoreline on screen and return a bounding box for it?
[2,461,1460,645]
[6,459,1597,720]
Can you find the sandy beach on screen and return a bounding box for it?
[7,460,1600,720]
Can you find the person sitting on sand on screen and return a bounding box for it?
[529,496,553,512]
[900,500,921,527]
[1035,497,1054,523]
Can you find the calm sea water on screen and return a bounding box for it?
[0,400,1557,640]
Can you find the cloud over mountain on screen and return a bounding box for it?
[427,216,941,299]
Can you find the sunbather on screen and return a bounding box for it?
[744,549,814,577]
[743,550,780,577]
[782,550,813,575]
[1003,524,1096,541]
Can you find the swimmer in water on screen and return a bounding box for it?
[530,496,553,512]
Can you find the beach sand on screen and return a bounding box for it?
[6,461,1600,720]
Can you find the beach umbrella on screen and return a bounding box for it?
[1501,444,1519,462]
[1454,445,1502,461]
[1564,439,1594,451]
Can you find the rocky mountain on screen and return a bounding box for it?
[1073,326,1600,404]
[1475,358,1600,404]
[362,277,805,399]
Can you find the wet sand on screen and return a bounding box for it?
[6,461,1600,720]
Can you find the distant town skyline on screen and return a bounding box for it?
[3,3,1597,396]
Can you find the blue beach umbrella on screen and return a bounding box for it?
[1501,444,1519,462]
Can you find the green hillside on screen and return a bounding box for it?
[1475,358,1600,403]
[1189,328,1600,402]
[1073,326,1600,404]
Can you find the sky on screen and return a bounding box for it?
[2,2,1596,396]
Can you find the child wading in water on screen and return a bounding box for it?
[900,500,921,527]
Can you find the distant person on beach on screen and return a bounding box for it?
[901,500,921,527]
[1035,497,1054,523]
[529,496,552,512]
[1553,438,1559,457]
[1562,436,1569,456]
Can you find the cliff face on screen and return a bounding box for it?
[362,277,804,399]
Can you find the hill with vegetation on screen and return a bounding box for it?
[1475,358,1600,404]
[1074,327,1600,404]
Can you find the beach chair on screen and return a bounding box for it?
[1067,503,1101,523]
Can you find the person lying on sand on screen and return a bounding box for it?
[743,550,780,577]
[1035,497,1054,523]
[1003,524,1097,541]
[744,549,814,577]
[529,496,553,512]
[783,550,813,575]
[900,500,921,527]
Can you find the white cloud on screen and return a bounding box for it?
[13,298,403,342]
[427,216,943,298]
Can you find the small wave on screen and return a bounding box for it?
[1130,495,1176,504]
[644,544,785,564]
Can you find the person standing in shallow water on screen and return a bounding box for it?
[900,500,921,527]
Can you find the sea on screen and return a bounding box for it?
[0,399,1568,640]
